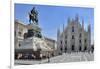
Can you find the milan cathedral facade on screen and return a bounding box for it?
[57,15,91,54]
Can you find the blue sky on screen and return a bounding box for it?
[15,3,94,44]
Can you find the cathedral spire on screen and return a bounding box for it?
[67,17,71,23]
[82,18,84,29]
[88,20,91,32]
[81,18,84,51]
[87,20,91,52]
[63,23,64,32]
[57,27,61,54]
[75,14,79,22]
[57,28,60,38]
[62,23,65,52]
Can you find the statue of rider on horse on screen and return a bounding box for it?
[29,7,38,24]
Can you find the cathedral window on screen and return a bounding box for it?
[72,26,74,32]
[79,33,81,38]
[72,45,75,51]
[65,47,67,53]
[65,40,67,44]
[61,41,62,44]
[65,35,67,39]
[79,46,81,51]
[85,39,87,43]
[72,35,74,39]
[60,47,62,51]
[19,43,21,47]
[84,46,87,51]
[79,40,81,43]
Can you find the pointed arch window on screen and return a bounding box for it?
[79,40,81,43]
[72,45,75,51]
[72,26,74,32]
[84,46,87,51]
[79,45,81,51]
[72,35,74,39]
[85,39,87,43]
[65,47,67,53]
[19,43,21,47]
[65,40,67,44]
[60,47,62,51]
[65,35,67,39]
[79,33,81,38]
[61,41,62,44]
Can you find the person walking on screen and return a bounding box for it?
[48,53,50,63]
